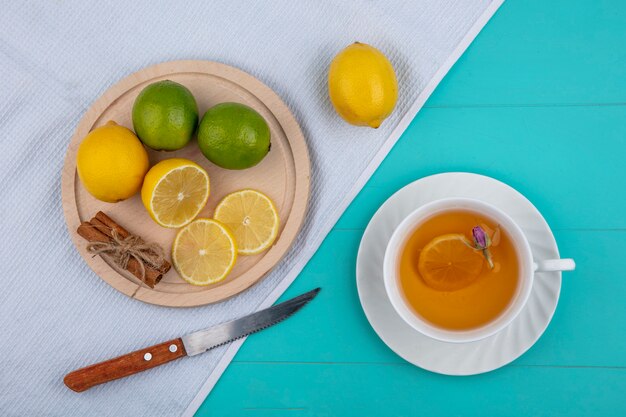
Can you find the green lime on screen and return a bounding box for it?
[132,80,198,151]
[197,103,271,170]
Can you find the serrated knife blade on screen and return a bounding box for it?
[182,287,320,355]
[64,288,321,392]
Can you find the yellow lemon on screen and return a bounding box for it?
[141,158,209,228]
[214,189,279,255]
[76,121,149,203]
[328,42,398,128]
[172,218,237,285]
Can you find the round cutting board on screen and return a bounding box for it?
[61,60,310,307]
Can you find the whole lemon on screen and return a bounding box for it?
[328,42,398,128]
[77,121,149,203]
[132,80,198,151]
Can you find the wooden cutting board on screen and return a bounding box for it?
[61,60,310,307]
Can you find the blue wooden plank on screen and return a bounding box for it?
[336,106,626,231]
[427,0,626,106]
[197,363,626,417]
[231,230,626,367]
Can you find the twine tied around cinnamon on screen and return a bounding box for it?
[86,228,167,283]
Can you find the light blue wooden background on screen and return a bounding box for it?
[197,1,626,415]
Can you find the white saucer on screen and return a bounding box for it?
[356,173,562,375]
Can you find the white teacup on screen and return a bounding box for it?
[383,197,575,343]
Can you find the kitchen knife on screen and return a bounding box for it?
[64,288,320,392]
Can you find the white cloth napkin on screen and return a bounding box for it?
[0,1,501,415]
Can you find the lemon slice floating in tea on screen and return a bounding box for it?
[418,234,484,291]
[141,158,209,228]
[214,189,279,255]
[172,219,237,285]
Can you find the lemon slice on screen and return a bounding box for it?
[214,189,279,255]
[172,219,237,285]
[141,158,209,228]
[418,234,484,292]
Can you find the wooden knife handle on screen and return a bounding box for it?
[64,338,186,392]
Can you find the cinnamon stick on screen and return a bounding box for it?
[90,215,171,275]
[76,213,171,288]
[77,222,110,243]
[94,211,130,239]
[77,223,163,288]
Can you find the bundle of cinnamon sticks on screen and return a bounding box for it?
[77,211,171,288]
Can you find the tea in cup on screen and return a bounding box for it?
[383,198,575,343]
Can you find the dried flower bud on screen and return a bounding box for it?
[471,225,494,269]
[472,226,491,250]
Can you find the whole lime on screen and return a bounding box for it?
[132,80,198,151]
[197,103,270,170]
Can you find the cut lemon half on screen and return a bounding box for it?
[141,158,209,228]
[418,233,484,292]
[213,189,279,255]
[172,219,237,285]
